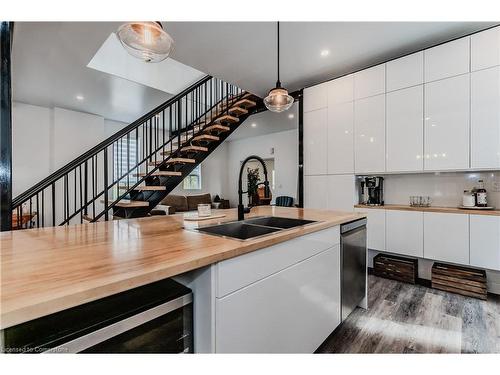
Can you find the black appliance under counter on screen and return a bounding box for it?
[2,279,192,354]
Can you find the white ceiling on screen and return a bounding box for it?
[165,22,498,96]
[12,22,177,123]
[228,103,298,141]
[12,22,498,124]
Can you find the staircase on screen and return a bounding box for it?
[11,76,260,229]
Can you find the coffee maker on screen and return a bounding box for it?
[359,176,384,206]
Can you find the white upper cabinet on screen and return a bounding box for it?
[304,82,328,112]
[471,26,500,71]
[386,86,424,172]
[471,66,500,169]
[424,74,470,171]
[386,210,423,258]
[328,102,354,174]
[424,212,469,265]
[470,215,500,271]
[328,74,354,104]
[354,64,386,99]
[424,37,470,82]
[354,94,386,173]
[304,108,328,175]
[386,52,424,91]
[327,174,355,212]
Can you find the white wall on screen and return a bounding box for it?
[12,102,128,197]
[379,171,500,208]
[226,129,298,207]
[171,143,229,199]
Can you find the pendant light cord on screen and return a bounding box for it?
[276,21,281,87]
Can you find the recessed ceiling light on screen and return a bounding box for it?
[76,95,84,101]
[251,123,257,128]
[320,49,330,57]
[288,114,294,119]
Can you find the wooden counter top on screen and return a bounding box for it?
[354,204,500,216]
[0,207,364,329]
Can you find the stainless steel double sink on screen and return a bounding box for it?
[195,216,317,240]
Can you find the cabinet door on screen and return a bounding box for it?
[304,175,328,209]
[328,74,354,104]
[386,51,424,91]
[328,101,354,174]
[423,212,469,264]
[215,246,341,353]
[354,94,386,173]
[471,66,500,169]
[304,82,328,112]
[470,215,500,271]
[424,37,470,82]
[304,108,328,175]
[354,208,385,251]
[386,86,424,172]
[327,174,355,212]
[386,210,423,257]
[354,64,385,99]
[424,74,470,171]
[471,26,500,71]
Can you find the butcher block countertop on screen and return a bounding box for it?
[354,204,500,216]
[0,207,364,329]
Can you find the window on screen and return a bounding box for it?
[183,165,201,190]
[114,138,138,186]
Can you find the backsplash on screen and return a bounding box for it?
[380,171,500,208]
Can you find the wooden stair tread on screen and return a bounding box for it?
[134,171,182,177]
[227,106,248,116]
[203,124,230,133]
[166,158,196,164]
[181,145,208,152]
[82,214,93,222]
[119,185,166,191]
[192,134,220,142]
[231,98,257,108]
[115,200,150,208]
[215,114,239,124]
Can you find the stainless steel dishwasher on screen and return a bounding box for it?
[340,218,367,321]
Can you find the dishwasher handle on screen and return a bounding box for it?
[341,218,367,234]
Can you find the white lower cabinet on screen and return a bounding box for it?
[304,175,328,209]
[327,174,355,212]
[424,212,469,264]
[386,210,424,257]
[470,215,500,271]
[354,208,385,251]
[215,246,341,353]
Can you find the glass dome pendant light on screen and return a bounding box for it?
[117,21,174,63]
[264,22,294,113]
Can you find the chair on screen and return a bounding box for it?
[275,196,294,207]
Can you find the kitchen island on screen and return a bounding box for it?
[1,207,366,353]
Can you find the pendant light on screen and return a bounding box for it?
[264,22,294,113]
[117,22,174,63]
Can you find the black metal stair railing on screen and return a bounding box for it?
[11,75,245,229]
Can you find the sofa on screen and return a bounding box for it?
[154,193,213,215]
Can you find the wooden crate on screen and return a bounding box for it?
[373,253,418,284]
[431,262,487,300]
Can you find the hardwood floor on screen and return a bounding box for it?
[317,274,500,353]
